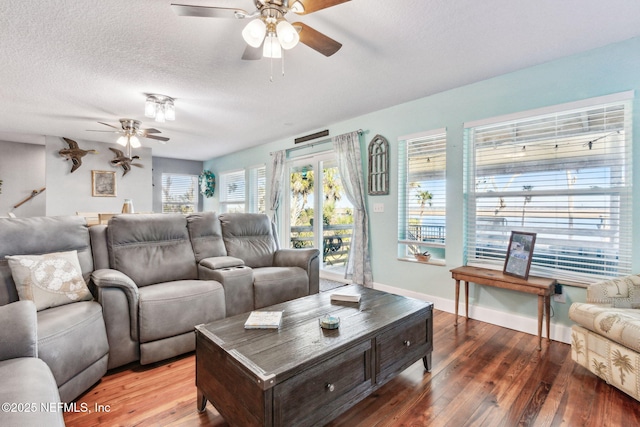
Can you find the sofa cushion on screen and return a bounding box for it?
[569,303,640,353]
[107,214,198,287]
[138,280,225,343]
[7,250,93,311]
[219,213,277,268]
[0,215,93,306]
[0,358,65,427]
[253,267,308,309]
[37,301,109,389]
[186,212,227,262]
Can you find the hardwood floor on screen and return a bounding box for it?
[64,310,640,426]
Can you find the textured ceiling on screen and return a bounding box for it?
[1,0,640,160]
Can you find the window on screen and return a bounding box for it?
[248,165,266,214]
[161,173,198,213]
[464,93,632,284]
[218,166,265,214]
[219,169,245,213]
[398,129,447,260]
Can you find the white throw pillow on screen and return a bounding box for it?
[6,250,93,311]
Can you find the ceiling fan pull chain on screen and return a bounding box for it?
[270,55,274,82]
[282,49,285,77]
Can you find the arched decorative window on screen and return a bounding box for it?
[368,134,389,195]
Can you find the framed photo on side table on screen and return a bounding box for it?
[503,231,536,279]
[92,170,116,197]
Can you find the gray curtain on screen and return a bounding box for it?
[269,150,286,226]
[334,131,373,287]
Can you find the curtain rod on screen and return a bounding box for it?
[270,129,365,155]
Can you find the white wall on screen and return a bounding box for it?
[44,136,153,215]
[0,140,46,217]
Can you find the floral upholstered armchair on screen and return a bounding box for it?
[569,274,640,401]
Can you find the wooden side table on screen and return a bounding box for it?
[450,266,556,350]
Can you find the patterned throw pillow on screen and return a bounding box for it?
[6,250,93,311]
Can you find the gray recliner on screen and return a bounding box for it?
[91,214,226,369]
[0,216,109,403]
[0,301,65,427]
[189,212,320,316]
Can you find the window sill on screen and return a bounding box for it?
[397,257,446,267]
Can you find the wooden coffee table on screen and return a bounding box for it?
[195,285,433,426]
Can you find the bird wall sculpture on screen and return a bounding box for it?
[59,137,97,173]
[109,147,143,176]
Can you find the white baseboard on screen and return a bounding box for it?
[372,281,572,345]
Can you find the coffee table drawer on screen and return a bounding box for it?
[273,340,372,426]
[376,312,431,384]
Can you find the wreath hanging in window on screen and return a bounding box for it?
[198,170,216,198]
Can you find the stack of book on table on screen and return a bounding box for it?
[244,310,283,329]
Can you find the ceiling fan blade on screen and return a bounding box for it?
[242,45,263,60]
[294,22,342,56]
[143,134,170,143]
[142,128,161,134]
[86,129,121,133]
[171,4,249,19]
[294,0,351,15]
[98,121,121,129]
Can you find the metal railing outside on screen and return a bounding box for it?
[290,224,352,266]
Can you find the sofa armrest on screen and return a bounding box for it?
[0,300,37,360]
[274,248,320,294]
[199,256,244,270]
[92,268,140,341]
[586,274,640,307]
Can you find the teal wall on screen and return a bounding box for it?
[205,37,640,341]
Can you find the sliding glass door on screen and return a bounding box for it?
[287,152,353,275]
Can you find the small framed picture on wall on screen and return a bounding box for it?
[92,170,116,197]
[503,231,536,279]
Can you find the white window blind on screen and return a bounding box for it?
[398,130,447,258]
[249,165,266,214]
[464,96,632,284]
[161,173,198,213]
[220,169,245,213]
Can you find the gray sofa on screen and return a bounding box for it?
[0,216,109,403]
[0,300,65,427]
[0,211,319,416]
[90,212,320,369]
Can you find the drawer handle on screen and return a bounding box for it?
[326,383,335,392]
[403,340,411,347]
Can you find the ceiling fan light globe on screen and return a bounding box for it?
[263,34,282,58]
[116,136,128,147]
[276,20,299,49]
[129,136,141,148]
[242,19,267,48]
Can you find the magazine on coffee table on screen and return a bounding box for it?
[244,310,284,329]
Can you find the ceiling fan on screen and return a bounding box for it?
[171,0,350,60]
[88,119,170,146]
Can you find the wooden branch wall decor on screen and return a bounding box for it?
[368,134,389,195]
[14,187,46,209]
[58,137,97,173]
